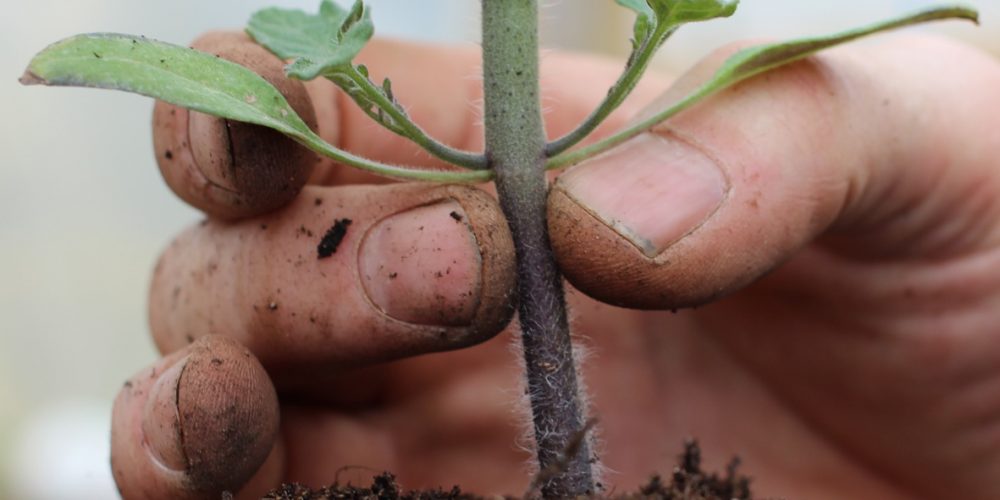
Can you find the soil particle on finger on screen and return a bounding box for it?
[449,211,463,222]
[317,218,353,259]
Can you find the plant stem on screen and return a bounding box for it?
[480,1,594,497]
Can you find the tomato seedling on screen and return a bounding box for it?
[21,1,978,496]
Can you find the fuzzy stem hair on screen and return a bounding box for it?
[480,0,594,497]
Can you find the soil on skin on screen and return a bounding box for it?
[317,218,352,259]
[262,441,751,499]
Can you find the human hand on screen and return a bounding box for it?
[109,32,1000,500]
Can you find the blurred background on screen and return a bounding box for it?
[1,0,997,497]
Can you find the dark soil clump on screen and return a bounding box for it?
[317,218,352,259]
[263,472,472,500]
[262,441,751,500]
[622,440,752,499]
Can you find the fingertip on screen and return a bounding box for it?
[440,185,518,345]
[153,31,319,220]
[150,184,516,380]
[178,336,279,491]
[549,132,739,310]
[112,336,280,499]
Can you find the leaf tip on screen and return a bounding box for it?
[937,5,979,25]
[967,9,981,25]
[18,68,45,86]
[722,0,740,17]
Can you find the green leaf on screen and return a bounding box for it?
[549,4,979,170]
[706,5,977,93]
[615,0,655,48]
[616,0,739,61]
[617,0,738,47]
[21,33,490,183]
[247,0,487,170]
[658,0,738,24]
[21,33,314,138]
[246,0,374,80]
[248,1,401,135]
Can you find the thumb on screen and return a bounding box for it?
[549,36,1000,309]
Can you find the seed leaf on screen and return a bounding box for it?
[247,0,373,80]
[20,33,490,182]
[20,33,313,138]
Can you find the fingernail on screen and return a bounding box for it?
[360,201,482,326]
[188,112,237,191]
[557,133,728,258]
[141,356,189,471]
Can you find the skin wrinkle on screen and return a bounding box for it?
[828,44,1000,260]
[703,317,915,500]
[712,244,1000,498]
[709,281,945,497]
[631,304,908,499]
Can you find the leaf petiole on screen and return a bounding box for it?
[295,125,492,182]
[546,0,738,157]
[543,21,672,157]
[342,65,488,170]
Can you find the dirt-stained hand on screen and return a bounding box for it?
[110,31,1000,500]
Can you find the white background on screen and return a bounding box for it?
[1,1,997,497]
